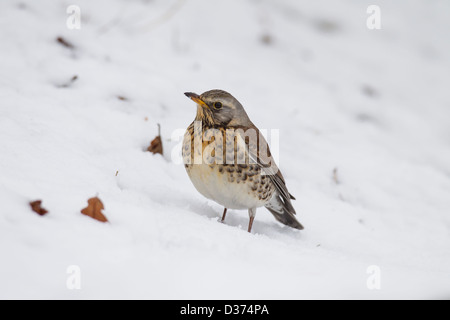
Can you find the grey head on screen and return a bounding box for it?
[184,89,251,127]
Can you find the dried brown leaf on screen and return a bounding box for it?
[81,197,108,223]
[147,124,163,155]
[29,200,48,216]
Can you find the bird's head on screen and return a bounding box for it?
[184,90,251,127]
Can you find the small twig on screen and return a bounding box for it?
[98,16,123,35]
[58,75,78,88]
[98,0,186,35]
[139,0,186,33]
[332,167,340,185]
[56,36,75,49]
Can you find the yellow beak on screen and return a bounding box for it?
[184,92,208,108]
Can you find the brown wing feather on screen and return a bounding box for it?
[242,123,297,215]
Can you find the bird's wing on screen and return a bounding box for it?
[236,124,297,213]
[237,126,303,230]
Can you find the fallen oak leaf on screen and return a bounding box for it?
[81,197,108,223]
[147,123,163,155]
[29,200,48,216]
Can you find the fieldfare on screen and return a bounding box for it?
[183,89,304,233]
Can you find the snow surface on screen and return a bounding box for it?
[1,0,450,299]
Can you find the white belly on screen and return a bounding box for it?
[186,164,269,210]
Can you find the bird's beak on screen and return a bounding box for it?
[184,92,208,109]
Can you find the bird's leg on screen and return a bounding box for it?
[248,208,256,233]
[221,208,227,222]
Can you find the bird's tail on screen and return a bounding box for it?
[265,192,304,230]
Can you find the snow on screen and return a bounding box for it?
[1,0,450,299]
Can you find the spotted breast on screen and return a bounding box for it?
[182,122,275,210]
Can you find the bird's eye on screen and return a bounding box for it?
[213,102,223,109]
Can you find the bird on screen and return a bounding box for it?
[182,89,304,233]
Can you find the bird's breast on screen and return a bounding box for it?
[182,124,275,209]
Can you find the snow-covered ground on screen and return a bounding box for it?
[1,0,449,299]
